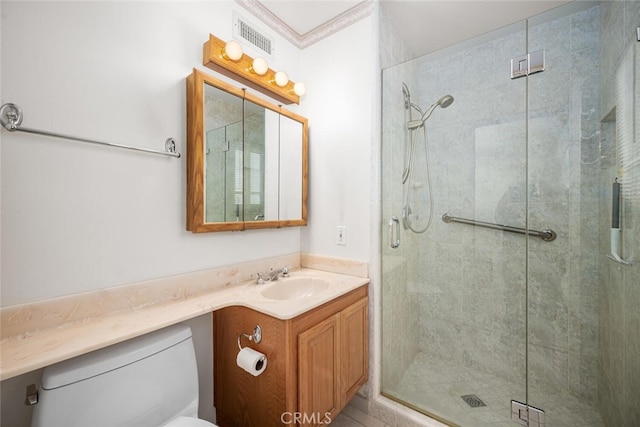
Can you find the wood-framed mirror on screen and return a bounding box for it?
[186,69,308,232]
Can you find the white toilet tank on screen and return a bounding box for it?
[31,325,203,427]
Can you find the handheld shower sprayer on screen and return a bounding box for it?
[400,89,455,234]
[437,94,455,109]
[407,94,454,130]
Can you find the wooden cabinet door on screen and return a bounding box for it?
[340,298,368,403]
[298,313,340,426]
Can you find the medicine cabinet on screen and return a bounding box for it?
[186,69,308,232]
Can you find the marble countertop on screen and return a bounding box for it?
[0,267,369,381]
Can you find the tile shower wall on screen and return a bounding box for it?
[410,23,529,388]
[597,2,640,426]
[383,4,603,409]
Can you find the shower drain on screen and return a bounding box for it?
[461,394,486,408]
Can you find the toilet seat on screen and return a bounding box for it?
[164,416,218,427]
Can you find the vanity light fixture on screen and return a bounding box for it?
[203,34,304,105]
[273,70,289,87]
[293,82,307,97]
[250,57,269,76]
[223,40,243,61]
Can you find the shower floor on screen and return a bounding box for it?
[384,352,605,427]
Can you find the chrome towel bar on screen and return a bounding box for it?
[442,213,557,242]
[0,103,180,158]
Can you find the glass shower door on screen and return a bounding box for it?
[381,19,530,426]
[527,4,613,427]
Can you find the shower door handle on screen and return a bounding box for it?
[389,216,400,249]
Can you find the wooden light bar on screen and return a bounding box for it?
[203,34,300,105]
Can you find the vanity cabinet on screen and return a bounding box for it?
[298,296,368,424]
[213,286,368,427]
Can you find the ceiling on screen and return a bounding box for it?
[256,0,572,56]
[381,0,572,57]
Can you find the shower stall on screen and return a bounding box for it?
[380,2,639,427]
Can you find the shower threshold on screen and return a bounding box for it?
[380,391,459,427]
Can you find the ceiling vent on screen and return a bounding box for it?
[233,13,274,57]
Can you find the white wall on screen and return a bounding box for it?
[0,1,304,306]
[0,2,305,425]
[300,16,374,263]
[1,2,379,426]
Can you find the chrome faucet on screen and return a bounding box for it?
[255,266,289,284]
[266,266,289,281]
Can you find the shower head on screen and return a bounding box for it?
[407,94,454,130]
[438,94,454,109]
[426,94,455,116]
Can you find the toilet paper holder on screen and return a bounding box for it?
[237,325,262,350]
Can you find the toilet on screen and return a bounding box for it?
[31,325,217,427]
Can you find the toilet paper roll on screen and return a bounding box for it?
[236,347,267,376]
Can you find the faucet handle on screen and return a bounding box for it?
[254,273,265,285]
[282,266,290,277]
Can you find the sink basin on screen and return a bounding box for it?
[261,277,330,300]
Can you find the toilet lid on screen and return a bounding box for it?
[163,416,218,427]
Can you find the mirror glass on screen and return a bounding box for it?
[279,114,303,219]
[204,83,244,223]
[187,69,308,232]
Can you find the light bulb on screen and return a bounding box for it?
[274,70,289,87]
[251,57,269,76]
[223,40,243,61]
[293,82,306,97]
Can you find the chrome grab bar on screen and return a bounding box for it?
[389,216,400,248]
[442,213,557,242]
[0,103,181,158]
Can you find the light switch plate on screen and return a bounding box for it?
[336,226,347,246]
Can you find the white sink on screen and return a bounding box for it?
[261,277,330,300]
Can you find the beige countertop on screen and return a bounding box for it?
[0,265,369,381]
